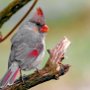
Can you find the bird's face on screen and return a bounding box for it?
[36,23,48,34]
[30,7,49,34]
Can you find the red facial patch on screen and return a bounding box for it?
[37,7,43,16]
[28,49,39,57]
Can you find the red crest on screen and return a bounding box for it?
[37,7,43,16]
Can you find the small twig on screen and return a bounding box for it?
[0,0,38,43]
[0,0,33,27]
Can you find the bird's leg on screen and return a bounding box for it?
[20,69,23,81]
[19,67,24,83]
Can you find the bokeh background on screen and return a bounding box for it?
[0,0,90,90]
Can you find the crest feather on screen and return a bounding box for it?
[37,7,43,16]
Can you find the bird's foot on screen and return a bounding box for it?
[20,75,25,84]
[19,68,25,84]
[35,69,45,76]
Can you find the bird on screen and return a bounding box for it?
[0,7,48,89]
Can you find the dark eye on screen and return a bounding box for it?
[36,23,41,26]
[36,23,43,27]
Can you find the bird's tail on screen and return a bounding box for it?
[0,62,20,89]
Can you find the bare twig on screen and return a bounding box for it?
[3,37,71,90]
[0,0,34,28]
[0,0,38,43]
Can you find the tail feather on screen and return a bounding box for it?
[0,62,20,89]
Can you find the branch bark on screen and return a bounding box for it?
[3,37,71,90]
[0,0,35,28]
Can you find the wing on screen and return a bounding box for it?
[9,21,44,69]
[11,21,38,44]
[9,42,44,70]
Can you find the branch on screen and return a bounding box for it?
[0,0,34,28]
[3,37,71,90]
[0,0,38,43]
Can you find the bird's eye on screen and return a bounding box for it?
[36,23,41,26]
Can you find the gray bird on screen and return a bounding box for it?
[0,7,48,89]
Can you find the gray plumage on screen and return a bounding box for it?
[8,21,45,71]
[0,8,48,88]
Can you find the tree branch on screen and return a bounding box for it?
[0,0,35,28]
[3,37,71,90]
[0,0,38,43]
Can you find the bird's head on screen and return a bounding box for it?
[30,7,48,34]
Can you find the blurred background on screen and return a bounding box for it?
[0,0,90,90]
